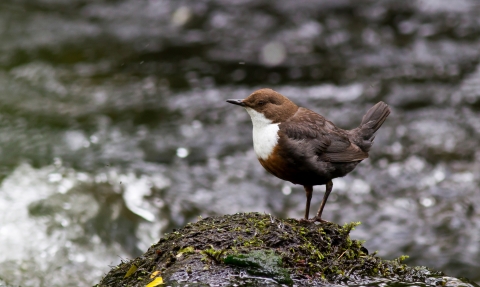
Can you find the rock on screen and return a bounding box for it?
[95,213,478,287]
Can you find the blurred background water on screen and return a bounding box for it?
[0,0,479,286]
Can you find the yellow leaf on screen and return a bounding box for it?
[150,270,160,279]
[123,264,138,278]
[146,277,164,287]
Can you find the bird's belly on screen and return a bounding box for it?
[258,146,361,186]
[257,146,320,185]
[258,149,296,182]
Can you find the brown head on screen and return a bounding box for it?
[226,89,299,123]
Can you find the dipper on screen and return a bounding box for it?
[227,89,390,222]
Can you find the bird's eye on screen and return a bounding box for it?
[258,101,266,106]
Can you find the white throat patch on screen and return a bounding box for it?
[245,108,279,160]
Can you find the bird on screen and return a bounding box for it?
[227,88,390,222]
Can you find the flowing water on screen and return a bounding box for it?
[0,0,479,286]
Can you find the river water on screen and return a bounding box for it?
[0,0,479,286]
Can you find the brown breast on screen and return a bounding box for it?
[258,144,303,184]
[259,146,285,177]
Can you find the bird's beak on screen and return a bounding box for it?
[226,99,246,107]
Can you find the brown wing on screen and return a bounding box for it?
[279,108,368,162]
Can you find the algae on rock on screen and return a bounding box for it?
[224,250,292,284]
[96,213,476,287]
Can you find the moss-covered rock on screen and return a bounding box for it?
[96,213,478,287]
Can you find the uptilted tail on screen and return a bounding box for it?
[351,101,390,152]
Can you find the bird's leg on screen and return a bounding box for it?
[303,185,313,220]
[311,180,333,222]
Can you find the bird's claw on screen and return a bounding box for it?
[298,216,331,223]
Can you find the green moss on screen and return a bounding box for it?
[177,246,195,257]
[201,245,226,263]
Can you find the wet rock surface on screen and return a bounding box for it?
[97,213,476,287]
[0,0,480,286]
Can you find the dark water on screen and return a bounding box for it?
[0,1,479,286]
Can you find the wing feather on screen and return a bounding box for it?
[279,108,368,163]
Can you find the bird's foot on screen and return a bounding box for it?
[298,216,330,223]
[310,216,330,223]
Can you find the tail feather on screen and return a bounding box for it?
[352,101,390,152]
